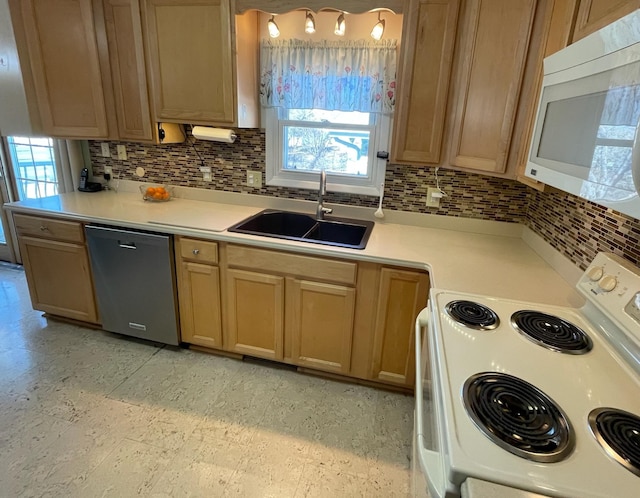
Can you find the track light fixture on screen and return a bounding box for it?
[370,12,385,40]
[267,15,280,38]
[305,10,316,34]
[334,12,346,36]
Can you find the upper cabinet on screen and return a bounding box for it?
[5,0,222,139]
[143,0,258,127]
[10,0,111,138]
[514,0,578,190]
[101,0,155,141]
[392,0,536,176]
[572,0,639,41]
[447,0,536,174]
[391,0,460,165]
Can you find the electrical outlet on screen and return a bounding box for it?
[200,166,212,182]
[426,187,442,208]
[104,165,113,176]
[116,144,127,160]
[101,143,110,157]
[247,171,262,188]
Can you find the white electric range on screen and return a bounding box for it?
[413,252,640,498]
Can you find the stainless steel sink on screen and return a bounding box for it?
[228,210,374,249]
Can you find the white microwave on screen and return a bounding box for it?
[526,9,640,219]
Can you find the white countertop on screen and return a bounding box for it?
[3,183,584,307]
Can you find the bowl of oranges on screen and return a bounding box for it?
[140,185,173,202]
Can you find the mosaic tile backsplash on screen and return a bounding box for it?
[88,128,640,270]
[526,187,640,269]
[88,129,530,222]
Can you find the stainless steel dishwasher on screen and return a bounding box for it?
[85,225,179,345]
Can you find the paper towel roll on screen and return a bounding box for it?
[191,126,237,143]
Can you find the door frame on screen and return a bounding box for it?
[0,138,19,263]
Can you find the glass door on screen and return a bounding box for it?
[0,144,16,262]
[0,136,60,263]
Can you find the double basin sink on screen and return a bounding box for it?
[228,210,374,250]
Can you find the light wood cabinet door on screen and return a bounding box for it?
[572,0,638,41]
[289,279,356,375]
[102,0,154,141]
[448,0,536,174]
[14,0,110,138]
[19,235,99,324]
[226,268,284,360]
[371,268,429,387]
[392,0,460,164]
[177,261,222,348]
[143,0,235,125]
[515,0,578,191]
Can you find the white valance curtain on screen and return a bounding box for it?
[260,39,397,114]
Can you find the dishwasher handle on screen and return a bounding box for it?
[85,224,171,249]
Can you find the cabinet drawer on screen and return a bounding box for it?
[227,245,357,286]
[178,237,218,264]
[13,213,84,243]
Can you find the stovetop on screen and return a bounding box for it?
[428,289,640,497]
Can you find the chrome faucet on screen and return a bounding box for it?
[316,170,333,220]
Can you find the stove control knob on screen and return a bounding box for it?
[587,266,604,281]
[598,275,618,292]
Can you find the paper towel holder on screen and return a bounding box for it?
[191,125,237,143]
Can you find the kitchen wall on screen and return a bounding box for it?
[88,129,640,270]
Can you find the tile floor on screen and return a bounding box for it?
[0,263,414,497]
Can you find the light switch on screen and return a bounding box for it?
[247,171,262,188]
[117,144,127,160]
[101,143,110,157]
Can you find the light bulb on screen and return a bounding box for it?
[305,11,316,34]
[267,16,280,38]
[370,13,385,40]
[335,13,346,36]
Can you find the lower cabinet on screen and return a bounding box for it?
[175,240,429,387]
[175,237,222,348]
[289,278,356,374]
[225,268,285,360]
[224,244,358,372]
[14,218,430,388]
[371,267,430,386]
[14,214,99,324]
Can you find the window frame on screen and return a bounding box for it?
[6,136,59,200]
[265,107,391,196]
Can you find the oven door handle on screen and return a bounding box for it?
[414,307,447,498]
[414,308,430,438]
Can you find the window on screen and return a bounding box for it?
[260,38,397,196]
[265,107,390,195]
[7,136,58,200]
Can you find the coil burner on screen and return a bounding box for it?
[445,300,499,330]
[589,408,640,478]
[463,372,574,463]
[511,310,593,354]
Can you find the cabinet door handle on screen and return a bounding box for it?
[39,225,49,231]
[192,249,200,255]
